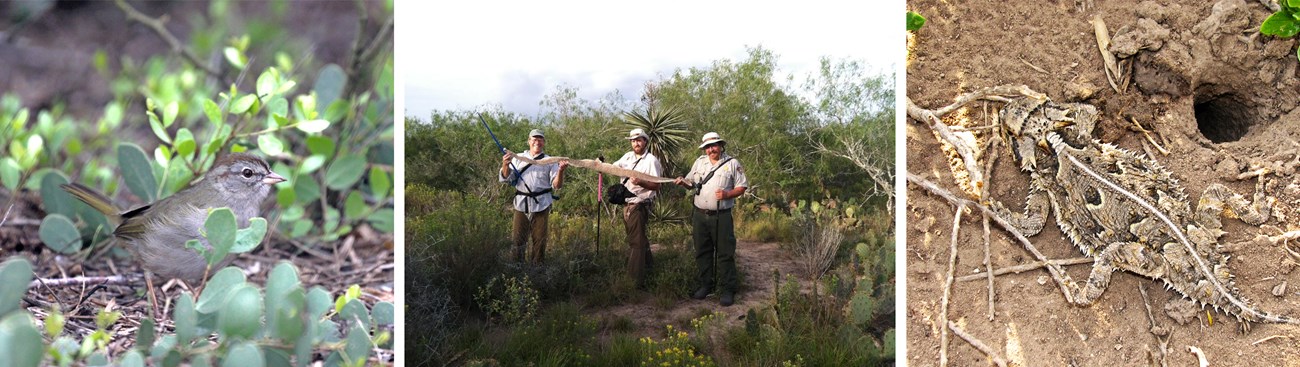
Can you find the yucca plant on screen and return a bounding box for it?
[623,105,691,176]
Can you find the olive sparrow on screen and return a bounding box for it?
[61,153,286,282]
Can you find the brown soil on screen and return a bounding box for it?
[592,241,811,338]
[907,0,1300,365]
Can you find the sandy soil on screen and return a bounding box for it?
[592,241,811,338]
[907,0,1300,365]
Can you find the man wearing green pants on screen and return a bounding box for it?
[674,132,749,306]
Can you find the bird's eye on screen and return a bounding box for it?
[242,168,254,178]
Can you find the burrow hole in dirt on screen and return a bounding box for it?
[1194,94,1258,143]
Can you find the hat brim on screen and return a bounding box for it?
[698,140,725,149]
[627,135,647,140]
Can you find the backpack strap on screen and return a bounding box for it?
[621,154,647,185]
[694,157,734,196]
[512,153,549,205]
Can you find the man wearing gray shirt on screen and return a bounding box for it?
[500,129,568,264]
[674,132,749,306]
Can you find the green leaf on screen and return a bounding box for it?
[325,154,367,190]
[906,11,926,31]
[257,67,279,98]
[295,94,318,120]
[148,113,172,144]
[0,258,33,316]
[38,171,73,218]
[174,292,197,344]
[276,187,297,208]
[306,136,335,157]
[231,217,267,253]
[306,287,332,319]
[265,97,289,128]
[218,285,262,340]
[135,318,155,353]
[17,135,42,170]
[39,214,82,254]
[258,134,284,156]
[223,47,246,70]
[334,284,362,314]
[342,322,372,367]
[266,262,300,303]
[340,299,370,330]
[231,94,258,115]
[0,313,44,367]
[289,220,312,238]
[196,267,247,314]
[1262,9,1300,37]
[269,287,306,342]
[175,128,196,160]
[372,302,394,326]
[120,350,145,367]
[44,309,65,340]
[344,191,366,220]
[203,208,237,266]
[299,155,327,175]
[367,208,393,233]
[0,158,19,190]
[118,143,157,202]
[294,177,320,204]
[314,64,347,108]
[162,101,179,127]
[222,342,264,367]
[297,119,330,134]
[369,167,390,199]
[203,99,223,126]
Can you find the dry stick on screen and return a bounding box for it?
[114,0,222,81]
[28,275,132,289]
[907,85,1044,199]
[1251,334,1292,346]
[908,173,1078,304]
[947,321,1010,367]
[981,107,1000,321]
[1137,283,1170,367]
[1090,15,1127,93]
[939,203,965,367]
[983,213,995,320]
[956,257,1094,282]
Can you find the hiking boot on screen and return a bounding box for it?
[692,286,712,300]
[720,291,735,306]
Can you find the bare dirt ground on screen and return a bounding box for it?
[592,241,810,338]
[907,0,1300,365]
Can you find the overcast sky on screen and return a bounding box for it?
[398,1,902,117]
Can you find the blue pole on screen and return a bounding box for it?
[479,113,521,186]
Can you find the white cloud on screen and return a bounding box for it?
[398,0,901,116]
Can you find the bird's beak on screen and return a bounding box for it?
[264,171,287,185]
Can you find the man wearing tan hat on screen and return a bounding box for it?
[499,128,568,264]
[613,128,663,287]
[674,131,749,306]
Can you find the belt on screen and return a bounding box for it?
[695,207,732,216]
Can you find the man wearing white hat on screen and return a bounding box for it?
[674,131,749,306]
[613,128,663,287]
[499,128,568,264]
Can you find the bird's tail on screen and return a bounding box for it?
[60,183,122,220]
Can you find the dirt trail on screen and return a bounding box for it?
[593,241,810,338]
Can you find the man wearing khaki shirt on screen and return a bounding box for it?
[614,128,663,287]
[674,132,749,306]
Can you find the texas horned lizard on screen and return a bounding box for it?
[991,95,1297,326]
